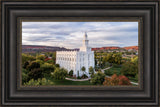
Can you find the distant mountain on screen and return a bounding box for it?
[22,45,138,53]
[92,46,120,51]
[22,45,79,53]
[123,46,138,50]
[91,46,138,51]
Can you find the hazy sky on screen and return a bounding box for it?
[22,22,138,49]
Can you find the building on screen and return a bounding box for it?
[56,32,95,77]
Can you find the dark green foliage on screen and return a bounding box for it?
[28,68,43,80]
[105,67,122,76]
[104,69,113,76]
[36,55,45,61]
[52,52,56,64]
[24,78,54,86]
[27,61,40,71]
[69,70,73,76]
[46,60,54,64]
[81,74,88,79]
[40,63,55,72]
[22,53,35,65]
[22,68,28,74]
[23,61,29,69]
[81,66,86,74]
[112,63,121,68]
[120,62,138,77]
[90,71,105,85]
[22,72,28,84]
[22,68,29,84]
[40,63,55,78]
[89,66,94,77]
[52,68,68,80]
[35,59,44,65]
[77,76,81,79]
[55,64,60,68]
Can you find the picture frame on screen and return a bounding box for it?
[0,0,159,106]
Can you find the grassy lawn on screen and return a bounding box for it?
[104,66,122,76]
[128,77,138,83]
[109,67,121,75]
[51,79,92,85]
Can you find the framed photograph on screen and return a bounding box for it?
[1,0,159,106]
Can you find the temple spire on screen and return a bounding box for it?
[84,32,88,40]
[80,32,91,52]
[82,32,89,47]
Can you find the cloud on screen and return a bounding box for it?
[22,22,138,49]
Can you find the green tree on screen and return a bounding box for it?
[52,68,68,80]
[36,55,45,61]
[46,60,54,64]
[40,63,55,77]
[22,53,35,65]
[23,61,29,69]
[114,53,122,64]
[22,68,29,84]
[69,70,74,76]
[27,61,40,71]
[89,66,94,77]
[35,59,44,65]
[90,70,105,85]
[28,68,43,80]
[81,66,86,75]
[131,56,138,64]
[106,53,114,63]
[52,52,56,64]
[120,61,138,77]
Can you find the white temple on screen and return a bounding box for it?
[56,32,95,77]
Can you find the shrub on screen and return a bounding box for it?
[81,74,88,79]
[55,64,60,68]
[89,66,94,77]
[27,61,40,71]
[103,77,112,86]
[69,70,73,76]
[77,76,81,79]
[24,78,54,86]
[118,75,131,85]
[90,71,105,85]
[28,68,43,80]
[103,74,131,86]
[110,74,119,86]
[52,68,67,80]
